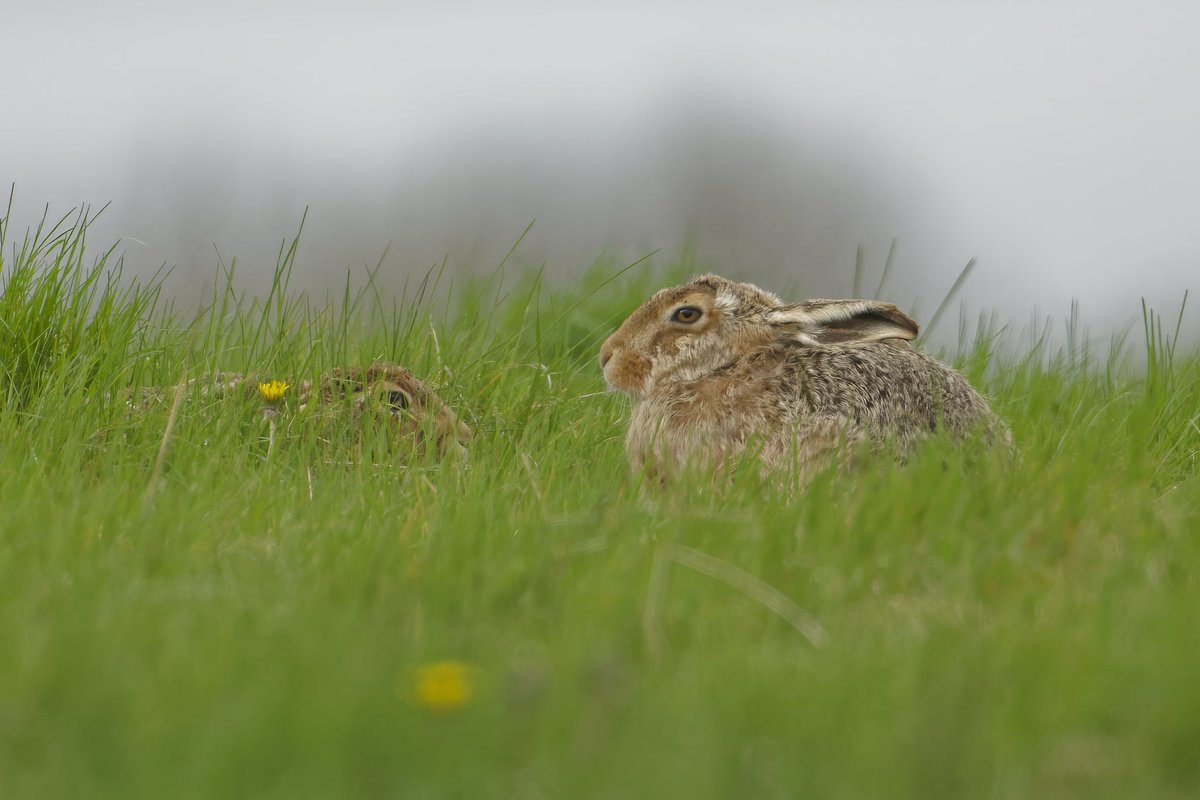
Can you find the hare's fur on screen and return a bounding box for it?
[600,274,1008,481]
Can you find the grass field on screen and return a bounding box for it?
[2,203,1198,799]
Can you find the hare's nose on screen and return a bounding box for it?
[600,350,613,369]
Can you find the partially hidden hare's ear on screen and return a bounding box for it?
[769,299,919,345]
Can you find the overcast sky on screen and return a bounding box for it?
[4,0,1198,345]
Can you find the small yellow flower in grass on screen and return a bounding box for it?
[259,380,289,404]
[413,660,474,712]
[259,379,289,457]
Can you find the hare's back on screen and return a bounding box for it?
[789,340,995,438]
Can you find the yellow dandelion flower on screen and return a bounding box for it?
[259,380,289,404]
[412,660,474,712]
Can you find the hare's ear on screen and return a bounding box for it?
[769,299,919,345]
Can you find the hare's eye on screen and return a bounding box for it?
[672,306,703,324]
[386,389,411,409]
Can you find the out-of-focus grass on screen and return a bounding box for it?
[1,201,1197,799]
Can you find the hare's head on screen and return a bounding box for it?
[363,372,472,454]
[315,364,472,455]
[599,274,918,398]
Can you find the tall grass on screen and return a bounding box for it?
[0,203,1197,799]
[0,193,168,406]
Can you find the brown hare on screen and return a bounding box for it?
[599,274,1008,482]
[127,362,470,457]
[304,363,471,457]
